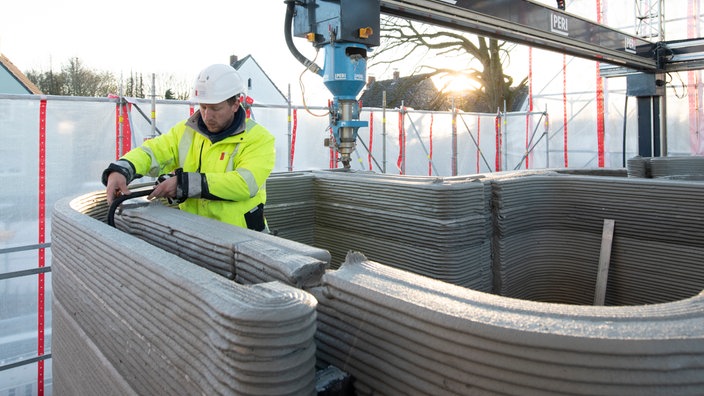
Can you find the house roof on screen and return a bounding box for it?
[360,72,446,111]
[230,54,252,70]
[362,71,530,113]
[231,54,287,103]
[0,53,42,94]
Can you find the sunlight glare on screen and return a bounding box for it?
[433,73,480,93]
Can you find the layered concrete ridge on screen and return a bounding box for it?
[265,172,317,245]
[54,168,704,394]
[267,171,493,291]
[114,203,330,286]
[266,169,704,305]
[491,174,704,305]
[313,252,704,395]
[52,195,320,395]
[628,155,704,179]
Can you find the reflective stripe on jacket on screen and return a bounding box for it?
[122,117,275,228]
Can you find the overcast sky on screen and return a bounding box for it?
[0,0,334,100]
[1,1,302,75]
[0,1,685,102]
[0,1,622,75]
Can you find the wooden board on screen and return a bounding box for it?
[594,219,615,306]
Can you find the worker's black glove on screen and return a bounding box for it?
[156,168,203,204]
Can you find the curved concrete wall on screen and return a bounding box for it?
[313,252,704,395]
[53,165,704,395]
[266,169,704,305]
[628,155,704,179]
[52,194,321,395]
[490,174,704,305]
[115,203,330,287]
[267,171,493,291]
[264,169,704,393]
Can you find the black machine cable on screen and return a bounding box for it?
[284,0,322,75]
[107,189,154,227]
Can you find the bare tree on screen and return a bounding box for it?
[27,57,117,97]
[374,17,528,113]
[123,71,190,100]
[158,72,192,100]
[26,59,191,99]
[26,68,67,95]
[62,57,117,97]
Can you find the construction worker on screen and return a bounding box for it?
[102,64,275,231]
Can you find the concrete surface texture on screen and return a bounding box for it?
[52,165,704,395]
[266,171,494,291]
[52,196,320,396]
[628,155,704,180]
[266,169,704,305]
[489,173,704,304]
[115,203,331,287]
[313,251,704,395]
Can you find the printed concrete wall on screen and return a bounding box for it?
[52,165,704,395]
[267,168,704,306]
[269,169,704,393]
[628,155,704,180]
[489,173,704,305]
[313,252,704,395]
[115,203,330,287]
[52,194,322,395]
[266,171,494,292]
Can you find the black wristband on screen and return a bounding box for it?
[101,163,131,186]
[174,169,204,203]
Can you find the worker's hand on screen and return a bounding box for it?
[148,176,177,201]
[106,172,130,205]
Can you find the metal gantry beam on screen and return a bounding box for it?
[373,0,704,161]
[379,0,659,72]
[662,38,704,72]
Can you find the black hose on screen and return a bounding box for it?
[284,0,322,75]
[107,189,154,227]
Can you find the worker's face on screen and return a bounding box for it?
[199,99,239,133]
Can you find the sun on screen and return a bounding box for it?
[433,72,481,93]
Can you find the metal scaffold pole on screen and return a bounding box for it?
[150,73,156,139]
[119,75,125,159]
[634,0,664,40]
[382,91,387,174]
[287,84,293,172]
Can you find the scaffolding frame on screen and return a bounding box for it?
[635,0,665,40]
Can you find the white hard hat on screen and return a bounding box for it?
[191,64,245,104]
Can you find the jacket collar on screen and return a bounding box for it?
[186,105,246,143]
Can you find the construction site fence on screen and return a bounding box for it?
[0,86,692,394]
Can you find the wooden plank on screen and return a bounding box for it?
[594,219,615,306]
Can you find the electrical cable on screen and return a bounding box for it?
[299,49,330,118]
[668,71,687,100]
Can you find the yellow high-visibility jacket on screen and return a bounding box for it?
[117,111,275,229]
